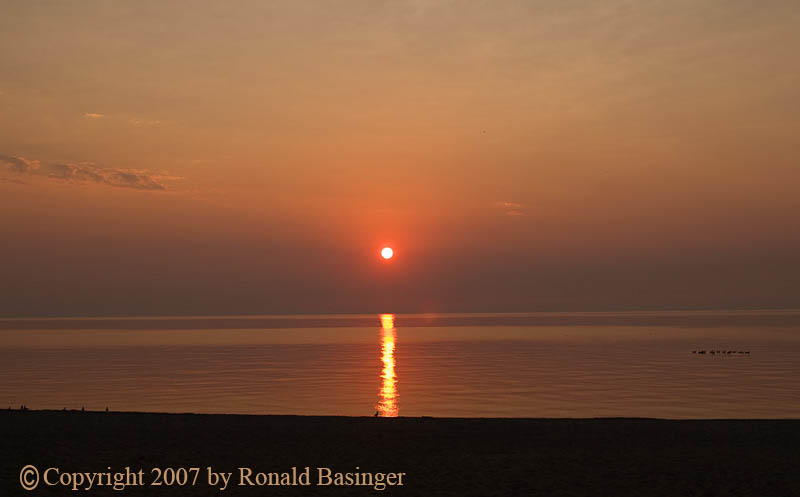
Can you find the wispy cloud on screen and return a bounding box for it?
[80,113,166,128]
[495,200,524,216]
[1,153,178,191]
[0,176,30,185]
[129,118,161,126]
[48,163,167,190]
[0,155,40,173]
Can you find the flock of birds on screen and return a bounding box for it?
[692,349,750,355]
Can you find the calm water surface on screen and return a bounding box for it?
[1,311,799,418]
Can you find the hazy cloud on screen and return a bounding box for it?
[0,153,176,191]
[81,113,166,127]
[0,155,40,173]
[48,163,167,190]
[496,200,524,216]
[129,118,161,126]
[0,176,30,185]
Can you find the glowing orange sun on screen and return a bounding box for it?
[381,247,394,260]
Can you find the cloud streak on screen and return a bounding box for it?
[495,200,524,216]
[48,163,167,190]
[1,153,176,191]
[0,155,41,173]
[128,118,161,126]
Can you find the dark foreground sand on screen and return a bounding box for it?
[2,411,799,496]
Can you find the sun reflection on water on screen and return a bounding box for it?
[376,314,398,417]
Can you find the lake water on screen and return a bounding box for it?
[1,311,799,418]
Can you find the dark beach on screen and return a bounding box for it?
[2,410,799,496]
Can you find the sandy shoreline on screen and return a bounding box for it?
[2,410,799,496]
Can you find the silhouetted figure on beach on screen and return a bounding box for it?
[374,410,379,417]
[105,406,109,413]
[81,406,85,412]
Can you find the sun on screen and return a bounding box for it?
[380,247,394,260]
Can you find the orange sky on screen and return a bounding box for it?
[1,1,799,316]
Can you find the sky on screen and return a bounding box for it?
[1,0,799,317]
